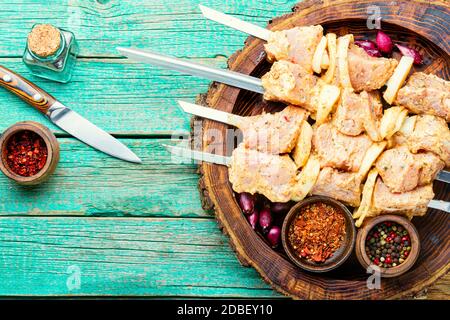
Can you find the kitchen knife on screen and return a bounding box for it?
[0,66,141,163]
[116,47,264,94]
[164,145,450,213]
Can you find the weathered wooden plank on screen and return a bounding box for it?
[0,138,209,218]
[0,58,226,135]
[0,0,298,135]
[0,216,282,297]
[0,0,297,58]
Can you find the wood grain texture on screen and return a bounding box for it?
[0,0,299,135]
[0,216,281,297]
[0,0,297,58]
[0,138,207,218]
[199,0,450,299]
[0,58,221,135]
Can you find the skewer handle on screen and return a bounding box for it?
[178,100,243,127]
[199,5,272,41]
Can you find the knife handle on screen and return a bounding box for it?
[0,65,56,115]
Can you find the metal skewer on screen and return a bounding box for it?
[116,47,264,94]
[199,5,271,41]
[163,144,230,166]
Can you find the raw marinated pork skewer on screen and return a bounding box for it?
[353,168,449,227]
[200,5,450,120]
[178,101,308,154]
[395,72,450,122]
[117,47,340,113]
[375,145,445,193]
[199,5,398,92]
[177,102,450,186]
[260,60,340,112]
[165,143,320,203]
[117,47,447,131]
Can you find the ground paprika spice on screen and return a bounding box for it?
[288,202,346,263]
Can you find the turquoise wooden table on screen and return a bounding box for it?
[0,0,299,298]
[0,0,448,299]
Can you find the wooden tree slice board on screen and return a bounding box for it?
[196,0,450,299]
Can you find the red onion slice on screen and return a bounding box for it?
[259,207,272,232]
[355,40,377,51]
[395,44,423,65]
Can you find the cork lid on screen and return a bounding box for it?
[27,24,61,57]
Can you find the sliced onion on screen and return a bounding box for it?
[355,40,377,51]
[395,44,423,65]
[266,226,281,248]
[376,31,394,54]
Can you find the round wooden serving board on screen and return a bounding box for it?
[195,0,449,299]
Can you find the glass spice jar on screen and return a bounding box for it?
[23,24,78,83]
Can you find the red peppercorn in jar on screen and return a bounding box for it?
[0,122,59,185]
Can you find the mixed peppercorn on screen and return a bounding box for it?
[365,221,411,268]
[288,202,346,263]
[5,130,48,177]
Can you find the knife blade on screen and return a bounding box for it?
[48,102,142,163]
[116,47,264,94]
[0,65,141,163]
[163,144,230,166]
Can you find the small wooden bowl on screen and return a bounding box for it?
[0,121,59,185]
[355,215,420,278]
[281,196,356,273]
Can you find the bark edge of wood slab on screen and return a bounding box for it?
[196,0,450,299]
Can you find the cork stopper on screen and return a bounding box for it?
[27,24,61,57]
